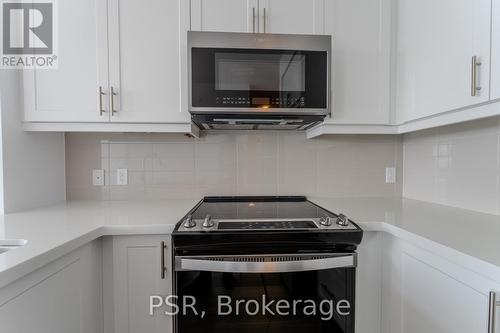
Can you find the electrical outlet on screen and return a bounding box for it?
[385,167,396,184]
[92,169,105,186]
[116,168,128,186]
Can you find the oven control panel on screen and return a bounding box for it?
[177,216,358,232]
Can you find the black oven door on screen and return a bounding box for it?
[190,48,328,112]
[174,253,355,333]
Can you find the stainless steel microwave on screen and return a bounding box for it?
[188,31,331,130]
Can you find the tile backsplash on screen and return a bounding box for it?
[66,132,403,200]
[403,116,500,215]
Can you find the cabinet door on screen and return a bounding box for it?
[112,235,172,333]
[396,0,491,122]
[380,236,500,333]
[23,0,109,122]
[400,253,489,333]
[0,242,102,333]
[191,0,258,32]
[107,0,190,123]
[492,0,500,100]
[259,0,324,34]
[323,0,391,124]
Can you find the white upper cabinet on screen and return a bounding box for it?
[190,0,324,34]
[258,0,325,34]
[107,0,189,123]
[23,0,109,122]
[23,0,191,128]
[323,0,391,125]
[191,0,258,32]
[396,0,492,123]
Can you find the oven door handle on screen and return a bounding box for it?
[175,254,356,273]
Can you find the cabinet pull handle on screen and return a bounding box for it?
[110,86,117,115]
[98,86,106,116]
[160,241,167,279]
[263,7,266,33]
[471,56,482,96]
[252,7,256,33]
[488,292,500,333]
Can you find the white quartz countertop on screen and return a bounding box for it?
[1,197,500,288]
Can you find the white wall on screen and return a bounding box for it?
[65,132,403,200]
[403,116,500,215]
[0,70,66,213]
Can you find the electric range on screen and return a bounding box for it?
[172,196,363,333]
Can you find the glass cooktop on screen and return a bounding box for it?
[191,196,332,221]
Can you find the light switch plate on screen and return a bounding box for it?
[116,168,128,186]
[386,167,396,184]
[92,169,105,186]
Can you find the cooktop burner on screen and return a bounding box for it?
[174,196,360,232]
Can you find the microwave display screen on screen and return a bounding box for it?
[215,53,306,92]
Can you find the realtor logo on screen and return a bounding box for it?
[1,0,58,68]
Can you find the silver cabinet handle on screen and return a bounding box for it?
[488,291,500,333]
[98,86,106,116]
[252,7,256,33]
[263,7,267,33]
[160,241,167,279]
[175,253,356,273]
[110,86,117,115]
[471,56,482,96]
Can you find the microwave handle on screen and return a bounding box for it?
[175,254,356,273]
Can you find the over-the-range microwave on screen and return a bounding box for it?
[188,31,331,130]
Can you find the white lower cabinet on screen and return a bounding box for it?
[380,234,500,333]
[0,241,103,333]
[103,235,172,333]
[355,232,383,333]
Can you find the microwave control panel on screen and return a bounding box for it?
[215,96,306,108]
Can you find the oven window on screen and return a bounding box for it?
[215,53,306,92]
[175,268,355,333]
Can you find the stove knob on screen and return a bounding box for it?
[336,214,349,227]
[320,216,333,226]
[202,214,214,228]
[183,215,196,228]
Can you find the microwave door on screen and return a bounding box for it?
[190,47,328,114]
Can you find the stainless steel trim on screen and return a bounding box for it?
[98,86,106,116]
[188,31,331,53]
[175,253,357,273]
[212,118,303,124]
[190,107,329,116]
[488,291,500,333]
[110,86,117,115]
[471,56,482,97]
[187,31,331,115]
[263,7,267,33]
[252,7,256,33]
[160,241,166,279]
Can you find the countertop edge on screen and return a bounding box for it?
[2,221,500,290]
